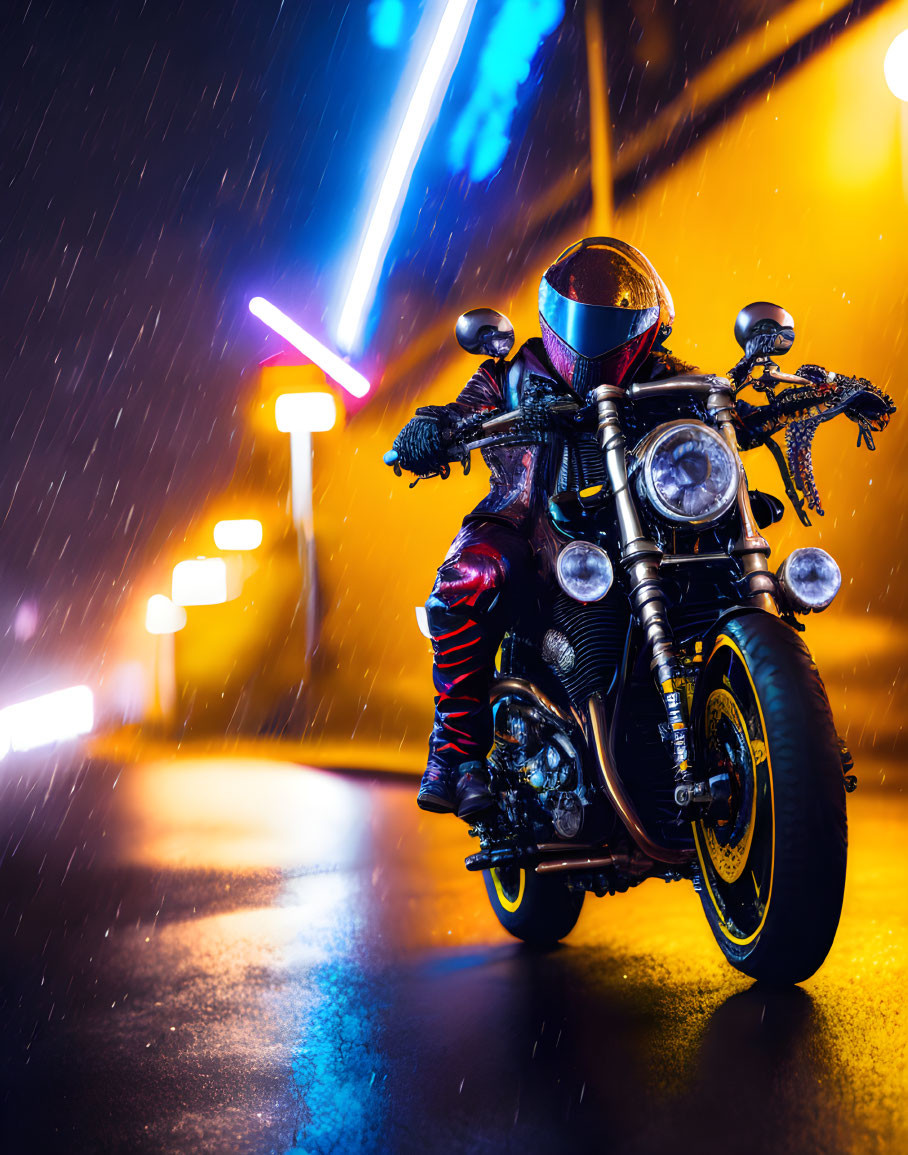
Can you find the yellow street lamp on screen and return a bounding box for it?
[172,557,229,607]
[273,389,341,667]
[885,30,908,199]
[213,519,263,551]
[884,30,908,101]
[145,593,188,634]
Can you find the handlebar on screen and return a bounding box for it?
[383,402,587,472]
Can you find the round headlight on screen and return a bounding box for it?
[640,421,740,525]
[778,547,841,612]
[556,541,614,602]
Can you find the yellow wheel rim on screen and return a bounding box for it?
[700,688,758,884]
[491,866,525,912]
[692,632,776,947]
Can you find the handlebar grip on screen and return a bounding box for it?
[383,449,399,466]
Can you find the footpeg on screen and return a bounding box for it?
[463,844,530,872]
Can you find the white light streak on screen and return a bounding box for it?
[248,297,371,398]
[336,0,476,352]
[0,685,94,755]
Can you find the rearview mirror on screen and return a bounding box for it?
[734,302,795,356]
[455,308,515,360]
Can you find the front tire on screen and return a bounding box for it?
[483,865,584,946]
[691,612,847,984]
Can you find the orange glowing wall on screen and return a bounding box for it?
[305,0,908,764]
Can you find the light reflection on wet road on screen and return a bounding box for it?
[0,753,905,1154]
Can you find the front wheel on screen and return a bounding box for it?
[691,612,847,984]
[483,865,585,946]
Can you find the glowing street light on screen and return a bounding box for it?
[214,519,264,552]
[274,391,338,534]
[0,685,94,756]
[275,392,337,434]
[248,297,370,399]
[336,0,476,352]
[272,390,341,669]
[885,30,908,200]
[172,558,228,607]
[145,594,188,635]
[885,30,908,101]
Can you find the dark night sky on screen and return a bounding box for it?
[0,0,789,686]
[0,0,407,675]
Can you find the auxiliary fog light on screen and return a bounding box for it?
[778,547,841,612]
[556,540,614,603]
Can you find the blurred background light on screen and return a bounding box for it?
[172,558,228,607]
[448,0,565,182]
[248,298,370,398]
[213,519,264,552]
[0,685,94,755]
[336,0,477,353]
[369,0,406,49]
[145,594,188,635]
[885,29,908,101]
[275,392,337,434]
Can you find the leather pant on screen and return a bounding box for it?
[424,520,535,773]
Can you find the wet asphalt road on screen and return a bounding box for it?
[0,750,905,1155]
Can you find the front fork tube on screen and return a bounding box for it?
[707,388,778,614]
[594,387,692,783]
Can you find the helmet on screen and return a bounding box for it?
[538,237,674,392]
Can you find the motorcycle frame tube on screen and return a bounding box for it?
[490,676,585,733]
[588,693,693,865]
[489,674,692,866]
[535,855,617,874]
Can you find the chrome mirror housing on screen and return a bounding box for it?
[455,308,515,359]
[734,302,795,356]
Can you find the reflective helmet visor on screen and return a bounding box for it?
[539,237,667,359]
[538,275,659,359]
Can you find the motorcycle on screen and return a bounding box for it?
[387,302,894,984]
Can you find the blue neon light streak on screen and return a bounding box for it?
[337,0,477,354]
[448,0,564,182]
[368,0,406,48]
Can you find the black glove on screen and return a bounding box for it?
[392,406,454,476]
[793,363,831,388]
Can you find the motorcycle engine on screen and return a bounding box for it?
[521,735,586,838]
[491,697,589,840]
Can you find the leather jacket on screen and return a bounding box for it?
[440,336,696,531]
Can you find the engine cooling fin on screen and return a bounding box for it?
[547,591,629,705]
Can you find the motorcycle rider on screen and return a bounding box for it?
[392,237,692,819]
